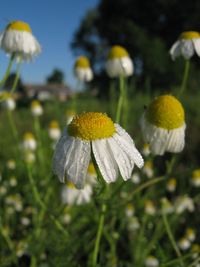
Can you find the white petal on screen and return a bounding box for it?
[107,137,133,180]
[92,139,118,183]
[181,40,194,59]
[165,124,186,153]
[192,38,200,57]
[114,124,144,168]
[66,138,91,189]
[169,41,181,60]
[52,129,72,182]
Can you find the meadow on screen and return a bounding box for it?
[1,86,200,267]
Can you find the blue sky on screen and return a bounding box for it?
[0,0,99,89]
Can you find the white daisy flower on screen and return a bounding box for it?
[185,228,196,242]
[191,169,200,187]
[30,100,43,117]
[74,56,93,82]
[166,178,177,193]
[125,203,135,217]
[145,256,159,267]
[170,31,200,60]
[53,112,143,189]
[48,120,61,141]
[143,160,154,178]
[6,159,16,170]
[178,237,191,251]
[0,20,41,61]
[105,45,134,78]
[61,181,92,205]
[144,200,156,215]
[141,95,186,156]
[1,92,16,110]
[174,195,194,214]
[22,132,37,151]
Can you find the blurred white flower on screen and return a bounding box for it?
[142,143,150,156]
[48,120,61,141]
[131,172,141,184]
[6,159,16,170]
[175,195,194,214]
[127,216,140,231]
[166,178,176,193]
[9,176,17,187]
[141,95,185,155]
[145,256,159,267]
[61,181,92,205]
[74,56,93,82]
[185,228,196,242]
[21,217,31,226]
[22,132,37,151]
[191,169,200,188]
[125,203,135,217]
[30,100,43,117]
[105,45,134,78]
[145,200,156,215]
[178,237,191,251]
[161,198,174,214]
[143,160,154,178]
[170,31,200,60]
[0,20,41,61]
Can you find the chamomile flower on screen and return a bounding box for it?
[131,172,141,184]
[22,132,37,151]
[161,198,174,214]
[53,112,143,189]
[145,256,159,267]
[74,56,93,82]
[178,237,191,251]
[48,120,61,141]
[141,95,186,155]
[30,100,43,117]
[105,45,133,78]
[127,216,140,231]
[6,159,16,170]
[125,203,135,217]
[175,195,194,214]
[191,169,200,187]
[0,20,41,61]
[66,110,76,125]
[170,31,200,60]
[186,228,196,242]
[145,200,156,215]
[1,92,16,110]
[166,178,177,192]
[143,160,154,178]
[61,181,92,205]
[86,162,97,185]
[142,143,150,156]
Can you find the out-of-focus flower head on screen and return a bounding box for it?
[22,132,37,151]
[160,197,174,214]
[145,255,159,267]
[61,181,93,205]
[66,109,76,125]
[74,56,93,82]
[0,20,41,61]
[125,203,135,218]
[6,159,16,170]
[191,169,200,187]
[48,120,61,141]
[175,195,194,214]
[131,172,141,184]
[145,200,156,215]
[178,237,191,251]
[166,178,177,192]
[141,95,186,155]
[142,143,150,156]
[1,92,16,110]
[53,112,143,189]
[30,100,43,117]
[170,31,200,60]
[185,228,196,242]
[143,160,154,178]
[105,45,134,78]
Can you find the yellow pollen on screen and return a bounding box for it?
[87,162,96,175]
[31,100,41,108]
[23,132,34,141]
[68,112,116,141]
[179,31,200,40]
[167,178,176,186]
[49,120,59,129]
[75,56,90,68]
[146,95,185,130]
[66,181,76,189]
[7,21,32,33]
[108,45,129,59]
[192,169,200,178]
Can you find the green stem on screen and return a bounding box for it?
[115,76,125,123]
[26,165,69,237]
[7,110,19,145]
[162,212,184,267]
[0,54,15,89]
[10,60,22,95]
[92,203,107,267]
[179,60,190,97]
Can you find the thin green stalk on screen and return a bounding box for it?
[178,60,190,97]
[26,165,69,237]
[0,54,15,90]
[10,60,22,95]
[92,203,107,267]
[30,255,37,267]
[162,212,184,267]
[7,110,19,145]
[115,75,125,123]
[188,256,200,267]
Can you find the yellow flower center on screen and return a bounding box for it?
[49,120,59,129]
[6,21,32,33]
[66,181,76,189]
[127,203,134,210]
[68,112,116,141]
[144,160,153,169]
[108,45,129,59]
[87,162,96,175]
[179,31,200,40]
[146,95,185,130]
[23,132,34,141]
[167,178,176,186]
[75,56,90,68]
[31,100,41,108]
[192,169,200,178]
